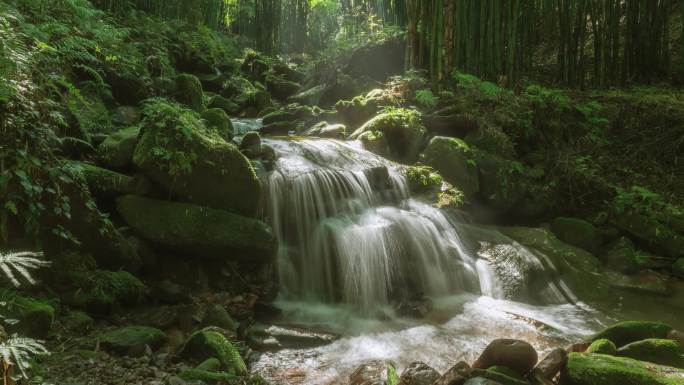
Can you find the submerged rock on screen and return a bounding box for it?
[246,323,338,351]
[473,339,538,376]
[116,195,276,261]
[561,352,684,385]
[349,360,399,385]
[421,136,479,197]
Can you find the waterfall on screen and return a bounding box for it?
[263,138,484,313]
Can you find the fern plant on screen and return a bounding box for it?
[0,251,50,382]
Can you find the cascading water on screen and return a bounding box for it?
[263,138,490,314]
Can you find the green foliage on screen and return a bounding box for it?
[406,165,442,193]
[453,71,510,98]
[0,337,49,379]
[612,186,681,216]
[415,88,439,108]
[0,251,50,287]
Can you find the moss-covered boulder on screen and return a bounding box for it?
[133,99,261,216]
[475,152,525,215]
[8,296,55,339]
[600,237,652,274]
[351,109,427,163]
[617,339,684,368]
[550,217,603,255]
[586,339,617,355]
[96,126,140,170]
[421,136,479,197]
[591,321,672,347]
[261,121,295,136]
[62,310,94,334]
[100,326,167,356]
[180,329,247,376]
[174,74,205,112]
[675,258,684,278]
[201,108,234,141]
[349,360,399,385]
[73,162,151,199]
[208,95,240,115]
[117,195,276,261]
[561,352,684,385]
[612,213,684,259]
[358,130,391,158]
[305,121,347,139]
[262,110,297,125]
[70,269,146,313]
[202,305,238,332]
[265,75,300,100]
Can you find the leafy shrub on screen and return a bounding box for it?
[612,185,681,215]
[415,89,439,108]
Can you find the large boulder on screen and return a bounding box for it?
[421,136,479,197]
[97,126,140,170]
[74,162,151,199]
[591,321,672,347]
[473,339,538,376]
[475,152,525,215]
[174,74,205,112]
[344,34,405,82]
[100,326,167,356]
[611,212,684,259]
[350,109,427,163]
[305,121,347,139]
[265,75,300,100]
[7,295,55,339]
[617,338,684,368]
[433,361,472,385]
[201,108,234,141]
[586,339,617,355]
[561,352,684,385]
[133,99,261,216]
[550,217,602,255]
[117,195,276,261]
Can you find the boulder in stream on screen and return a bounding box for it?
[421,136,479,197]
[473,339,538,376]
[561,352,684,385]
[350,109,427,163]
[349,360,399,385]
[617,338,684,368]
[591,321,672,347]
[550,217,602,255]
[398,361,440,385]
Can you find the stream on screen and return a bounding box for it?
[233,119,684,385]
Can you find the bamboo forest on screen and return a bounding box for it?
[2,0,684,384]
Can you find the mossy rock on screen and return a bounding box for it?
[475,151,525,215]
[612,213,684,259]
[72,162,151,199]
[174,74,205,112]
[9,295,55,339]
[117,195,276,261]
[62,310,94,333]
[96,126,140,170]
[673,258,684,279]
[262,110,297,125]
[202,304,238,332]
[469,368,528,385]
[351,109,427,163]
[179,358,235,384]
[591,321,672,347]
[201,108,234,141]
[265,75,300,100]
[550,217,603,255]
[208,95,240,115]
[420,136,479,197]
[134,99,261,216]
[358,130,391,158]
[70,269,146,313]
[586,339,617,355]
[561,352,684,385]
[406,165,443,194]
[180,329,247,376]
[600,237,650,274]
[617,339,684,368]
[100,326,167,356]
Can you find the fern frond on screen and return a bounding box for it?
[0,251,50,287]
[0,337,48,378]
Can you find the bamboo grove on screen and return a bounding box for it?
[89,0,682,88]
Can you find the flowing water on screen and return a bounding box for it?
[231,119,683,384]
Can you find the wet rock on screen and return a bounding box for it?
[174,74,204,112]
[586,339,617,355]
[263,110,297,125]
[550,217,602,255]
[180,328,247,375]
[529,348,567,381]
[116,195,277,261]
[358,130,391,158]
[433,361,472,385]
[617,338,684,368]
[669,330,684,346]
[99,326,167,357]
[421,136,479,197]
[266,75,300,100]
[97,126,140,170]
[246,323,338,351]
[349,360,399,385]
[398,361,440,385]
[261,121,295,136]
[561,352,684,385]
[473,339,538,376]
[305,121,347,139]
[591,320,672,347]
[201,108,233,141]
[133,99,260,216]
[350,110,427,163]
[240,131,261,150]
